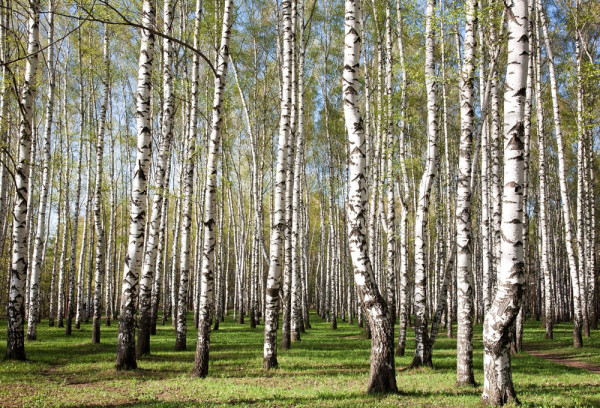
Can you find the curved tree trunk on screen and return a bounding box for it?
[115,0,156,370]
[343,0,397,394]
[536,0,583,348]
[481,1,529,404]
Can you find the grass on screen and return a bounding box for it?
[0,313,599,407]
[523,321,600,366]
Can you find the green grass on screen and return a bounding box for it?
[523,321,600,366]
[0,313,599,407]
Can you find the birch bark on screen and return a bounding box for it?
[481,1,529,404]
[191,0,232,377]
[115,0,156,369]
[344,0,397,393]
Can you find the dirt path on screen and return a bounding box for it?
[524,346,600,374]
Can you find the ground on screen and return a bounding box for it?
[0,313,599,407]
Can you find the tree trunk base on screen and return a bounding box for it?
[410,354,433,369]
[281,335,291,350]
[92,318,101,343]
[65,317,73,336]
[175,336,186,351]
[331,317,337,330]
[263,355,278,370]
[573,325,583,348]
[49,318,54,327]
[291,331,301,342]
[396,342,405,356]
[5,330,26,361]
[192,343,209,378]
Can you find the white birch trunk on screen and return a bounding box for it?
[6,0,40,359]
[115,0,156,369]
[456,0,476,386]
[536,0,583,347]
[481,1,529,404]
[344,0,397,393]
[263,0,292,370]
[191,0,232,377]
[92,26,109,343]
[26,0,55,340]
[412,0,438,368]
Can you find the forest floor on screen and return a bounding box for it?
[0,313,599,407]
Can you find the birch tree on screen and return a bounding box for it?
[481,0,529,404]
[343,0,397,393]
[115,0,156,369]
[26,0,55,340]
[456,0,476,386]
[92,25,109,344]
[191,0,232,377]
[5,0,40,360]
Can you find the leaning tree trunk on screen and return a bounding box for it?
[412,0,439,369]
[5,0,40,360]
[92,25,109,344]
[343,0,397,394]
[481,1,529,405]
[115,0,156,370]
[456,0,476,387]
[263,0,292,371]
[26,0,54,341]
[536,0,583,348]
[191,0,232,377]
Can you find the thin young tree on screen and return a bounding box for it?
[92,25,109,344]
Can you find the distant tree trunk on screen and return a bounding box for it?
[481,1,529,404]
[5,0,40,360]
[92,25,109,344]
[343,0,397,393]
[456,0,476,386]
[191,0,232,377]
[412,0,438,369]
[115,0,156,370]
